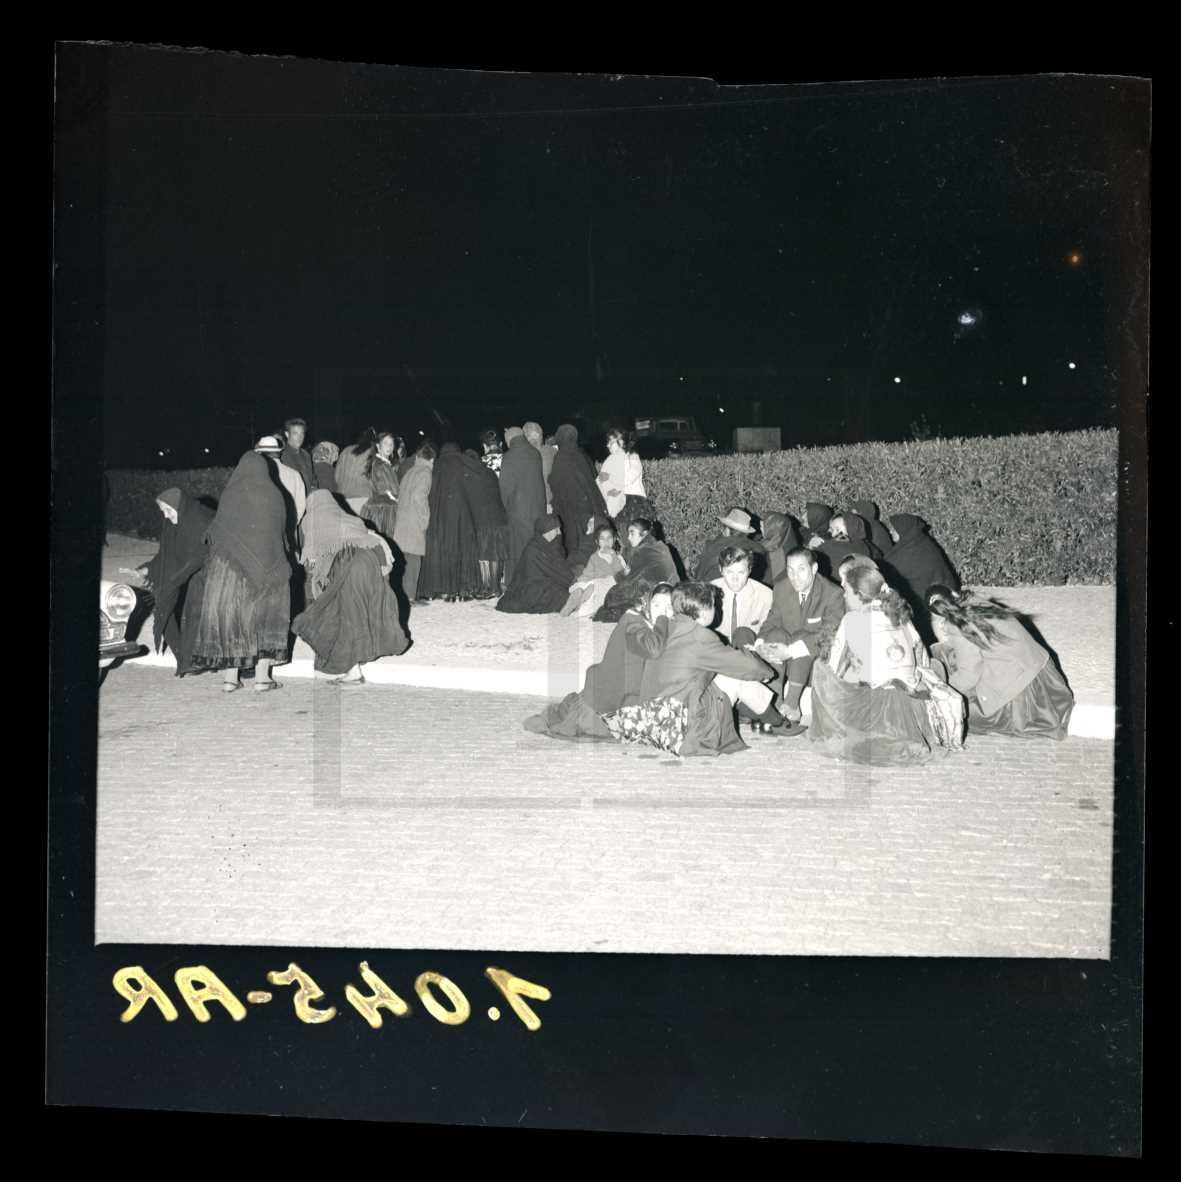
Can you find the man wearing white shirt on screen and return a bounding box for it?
[709,547,789,735]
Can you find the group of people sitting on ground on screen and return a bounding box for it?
[524,536,1075,763]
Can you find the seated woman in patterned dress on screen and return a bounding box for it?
[926,585,1074,740]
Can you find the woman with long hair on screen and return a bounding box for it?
[807,562,965,763]
[360,429,400,543]
[927,585,1073,739]
[189,451,293,692]
[593,517,677,624]
[335,428,377,515]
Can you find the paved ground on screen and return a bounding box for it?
[95,662,1114,958]
[103,534,1117,736]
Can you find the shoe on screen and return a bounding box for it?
[772,718,808,738]
[331,674,366,686]
[222,681,242,694]
[254,680,282,693]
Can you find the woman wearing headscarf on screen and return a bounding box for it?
[478,428,504,475]
[360,429,401,544]
[807,562,965,764]
[525,580,675,741]
[292,491,409,685]
[311,442,340,494]
[850,499,894,556]
[141,487,215,676]
[882,513,960,603]
[335,429,377,515]
[593,517,678,624]
[417,442,483,601]
[758,511,804,585]
[495,514,575,614]
[548,423,609,556]
[819,512,881,571]
[802,502,834,548]
[927,585,1073,739]
[499,427,547,585]
[190,451,293,692]
[459,446,511,597]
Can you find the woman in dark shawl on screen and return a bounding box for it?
[141,487,215,676]
[495,514,573,614]
[417,443,484,601]
[850,499,894,556]
[498,430,547,585]
[818,512,881,572]
[758,511,804,585]
[190,451,293,692]
[802,502,834,547]
[459,447,511,597]
[548,423,609,555]
[593,517,678,624]
[524,580,674,741]
[292,491,409,684]
[889,515,959,605]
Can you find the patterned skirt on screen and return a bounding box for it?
[602,696,689,755]
[190,554,291,671]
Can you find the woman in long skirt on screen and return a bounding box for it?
[190,451,294,693]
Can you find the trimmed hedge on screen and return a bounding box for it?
[107,429,1118,585]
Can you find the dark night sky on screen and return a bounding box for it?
[54,50,1150,465]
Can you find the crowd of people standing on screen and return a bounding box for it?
[133,414,1073,762]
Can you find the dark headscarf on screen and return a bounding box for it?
[207,451,291,592]
[819,512,880,571]
[759,511,804,583]
[850,499,895,555]
[144,488,215,654]
[549,423,609,553]
[804,502,834,535]
[885,513,960,600]
[495,514,571,614]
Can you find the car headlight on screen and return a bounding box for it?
[104,583,136,620]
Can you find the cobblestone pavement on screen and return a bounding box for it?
[95,664,1114,958]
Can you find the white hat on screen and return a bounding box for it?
[717,508,755,534]
[254,435,283,454]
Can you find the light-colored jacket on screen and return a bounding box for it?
[268,456,306,523]
[709,577,773,641]
[596,450,645,518]
[393,459,432,556]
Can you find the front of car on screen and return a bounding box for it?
[100,579,145,668]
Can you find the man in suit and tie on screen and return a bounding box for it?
[754,546,846,734]
[709,547,787,735]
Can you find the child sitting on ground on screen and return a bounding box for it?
[560,524,628,617]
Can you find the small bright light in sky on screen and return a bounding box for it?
[1068,362,1077,370]
[958,311,977,326]
[418,429,425,435]
[679,376,685,381]
[158,451,165,457]
[1021,376,1028,386]
[893,376,902,384]
[203,447,210,453]
[718,407,725,414]
[1067,250,1084,266]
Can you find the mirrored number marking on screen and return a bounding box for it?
[484,966,552,1031]
[414,972,471,1026]
[346,961,412,1028]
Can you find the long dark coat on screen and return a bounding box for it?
[499,434,547,581]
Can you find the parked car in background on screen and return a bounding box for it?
[633,415,719,459]
[100,579,145,669]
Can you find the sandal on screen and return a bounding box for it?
[254,680,282,693]
[330,674,366,686]
[222,681,242,694]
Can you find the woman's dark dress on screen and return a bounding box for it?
[191,452,293,671]
[361,455,400,543]
[548,424,609,556]
[292,546,410,674]
[417,444,484,600]
[143,490,214,676]
[524,611,670,740]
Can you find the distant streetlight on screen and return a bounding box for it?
[418,430,425,435]
[203,447,210,454]
[718,407,725,414]
[1068,362,1077,370]
[158,451,165,457]
[1021,376,1028,386]
[893,376,902,384]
